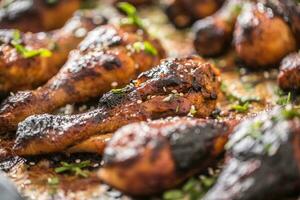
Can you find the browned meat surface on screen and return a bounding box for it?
[265,0,300,46]
[13,56,220,156]
[0,10,106,94]
[0,0,81,32]
[278,52,300,91]
[66,133,113,154]
[234,2,297,68]
[204,107,300,200]
[165,0,224,29]
[98,117,237,195]
[193,0,244,56]
[0,23,165,133]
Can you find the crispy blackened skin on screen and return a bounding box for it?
[0,0,81,32]
[0,10,106,94]
[204,107,300,200]
[0,24,165,134]
[193,0,243,56]
[234,2,297,68]
[165,0,224,29]
[278,52,300,92]
[13,56,220,156]
[98,117,237,195]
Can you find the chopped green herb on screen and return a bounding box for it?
[163,175,217,200]
[117,2,144,28]
[143,41,158,55]
[188,105,197,117]
[276,91,291,106]
[132,41,158,56]
[111,88,124,94]
[176,105,180,113]
[231,102,250,113]
[46,0,59,5]
[163,190,184,200]
[55,160,91,178]
[11,30,52,59]
[47,177,59,185]
[281,107,300,119]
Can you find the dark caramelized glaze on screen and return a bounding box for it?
[234,2,297,68]
[0,23,165,133]
[0,10,107,94]
[13,56,220,156]
[99,117,237,195]
[204,107,300,200]
[0,0,81,32]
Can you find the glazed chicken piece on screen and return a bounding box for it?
[13,56,221,156]
[0,23,165,133]
[165,0,224,29]
[265,0,300,46]
[98,117,237,195]
[234,2,297,68]
[66,134,113,155]
[193,0,244,56]
[0,0,81,32]
[278,52,300,91]
[204,107,300,200]
[0,10,106,94]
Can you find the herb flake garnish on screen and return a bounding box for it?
[132,41,158,56]
[111,88,124,94]
[276,91,292,106]
[11,30,52,59]
[231,102,250,113]
[55,160,91,178]
[163,175,217,200]
[117,2,144,28]
[188,105,197,117]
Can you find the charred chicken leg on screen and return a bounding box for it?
[204,107,300,200]
[234,2,297,68]
[0,10,107,94]
[13,56,220,156]
[98,117,237,195]
[0,0,81,32]
[0,23,165,133]
[193,0,244,56]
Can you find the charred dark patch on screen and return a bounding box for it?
[168,121,228,171]
[102,54,122,71]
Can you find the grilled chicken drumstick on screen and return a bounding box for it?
[0,0,81,32]
[0,23,165,134]
[13,56,220,156]
[204,107,300,200]
[193,0,244,56]
[165,0,224,29]
[234,2,297,68]
[278,52,300,92]
[98,117,237,195]
[0,10,106,94]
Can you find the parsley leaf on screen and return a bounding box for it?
[231,102,250,113]
[276,91,292,106]
[11,30,52,59]
[117,2,144,28]
[132,41,158,55]
[55,160,91,178]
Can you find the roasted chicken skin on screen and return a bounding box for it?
[165,0,224,29]
[204,107,300,200]
[193,0,244,56]
[234,2,297,68]
[13,56,221,156]
[278,52,300,91]
[98,117,237,195]
[0,23,165,133]
[0,0,81,32]
[0,10,106,94]
[265,0,300,46]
